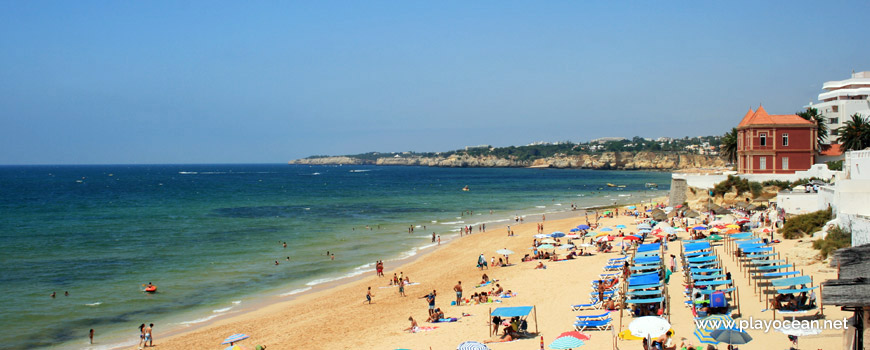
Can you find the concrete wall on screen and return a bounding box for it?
[845,149,870,180]
[778,192,822,215]
[668,178,687,207]
[673,164,841,190]
[834,180,870,216]
[840,213,870,247]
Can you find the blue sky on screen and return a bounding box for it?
[1,1,868,164]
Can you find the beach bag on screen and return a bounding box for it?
[710,291,726,308]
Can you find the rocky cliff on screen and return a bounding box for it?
[290,152,725,170]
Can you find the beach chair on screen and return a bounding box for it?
[602,264,623,271]
[573,318,613,331]
[571,301,602,311]
[576,311,610,320]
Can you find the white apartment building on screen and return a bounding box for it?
[808,71,870,143]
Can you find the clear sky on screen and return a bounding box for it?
[1,1,868,164]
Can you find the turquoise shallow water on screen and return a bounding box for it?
[0,164,669,349]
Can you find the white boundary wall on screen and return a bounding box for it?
[674,165,841,190]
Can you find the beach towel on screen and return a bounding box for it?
[410,326,437,333]
[432,317,459,323]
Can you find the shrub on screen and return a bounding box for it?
[813,225,851,258]
[711,175,765,198]
[762,180,793,190]
[781,208,833,239]
[827,160,843,171]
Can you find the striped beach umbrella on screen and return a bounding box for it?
[457,340,489,350]
[549,336,585,349]
[694,315,734,344]
[221,334,249,344]
[558,331,591,341]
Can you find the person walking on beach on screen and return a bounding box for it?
[398,279,406,297]
[89,328,94,344]
[437,235,441,245]
[365,287,374,304]
[454,281,463,306]
[138,324,145,349]
[432,232,436,242]
[144,323,153,347]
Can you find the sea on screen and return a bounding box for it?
[0,164,670,349]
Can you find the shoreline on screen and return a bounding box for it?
[121,193,667,350]
[94,191,665,350]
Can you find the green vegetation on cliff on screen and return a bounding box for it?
[305,135,723,163]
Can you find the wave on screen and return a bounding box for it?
[212,306,233,313]
[178,171,197,174]
[232,300,241,304]
[179,314,220,326]
[440,221,464,225]
[279,287,312,297]
[305,267,373,287]
[349,169,370,173]
[535,206,546,208]
[84,302,102,306]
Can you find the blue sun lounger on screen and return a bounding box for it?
[571,301,602,311]
[574,318,613,331]
[576,311,611,320]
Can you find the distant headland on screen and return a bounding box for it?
[290,136,728,170]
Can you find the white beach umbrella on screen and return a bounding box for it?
[496,249,515,255]
[457,340,489,350]
[541,238,558,244]
[628,316,671,339]
[534,234,550,239]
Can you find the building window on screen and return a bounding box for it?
[759,157,767,170]
[759,133,767,147]
[831,129,839,136]
[782,157,789,170]
[782,133,789,146]
[832,105,839,112]
[830,117,838,124]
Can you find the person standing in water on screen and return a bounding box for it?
[89,329,94,344]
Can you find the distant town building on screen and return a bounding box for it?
[590,137,626,144]
[465,145,491,151]
[736,106,816,174]
[808,71,870,143]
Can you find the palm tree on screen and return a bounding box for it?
[837,114,870,151]
[720,127,738,164]
[797,107,828,150]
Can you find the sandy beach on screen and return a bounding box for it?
[149,199,848,350]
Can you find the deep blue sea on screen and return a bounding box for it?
[0,164,670,349]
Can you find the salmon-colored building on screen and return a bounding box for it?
[736,106,816,174]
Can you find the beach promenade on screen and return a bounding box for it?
[153,202,848,350]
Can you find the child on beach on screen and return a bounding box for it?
[365,287,374,304]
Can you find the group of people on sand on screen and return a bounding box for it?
[137,323,154,349]
[486,315,527,343]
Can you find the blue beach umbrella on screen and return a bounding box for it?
[577,224,590,230]
[637,224,652,229]
[549,336,585,349]
[600,227,613,232]
[570,228,579,232]
[626,206,637,210]
[537,244,556,250]
[221,334,249,344]
[710,328,752,345]
[693,226,707,230]
[551,231,566,238]
[615,224,627,229]
[585,232,597,237]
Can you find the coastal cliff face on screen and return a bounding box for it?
[290,152,725,170]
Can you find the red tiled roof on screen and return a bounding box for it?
[738,105,814,127]
[820,144,843,156]
[737,108,754,127]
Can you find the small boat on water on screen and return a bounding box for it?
[645,183,658,188]
[606,183,617,187]
[462,185,470,191]
[144,284,157,293]
[617,185,626,188]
